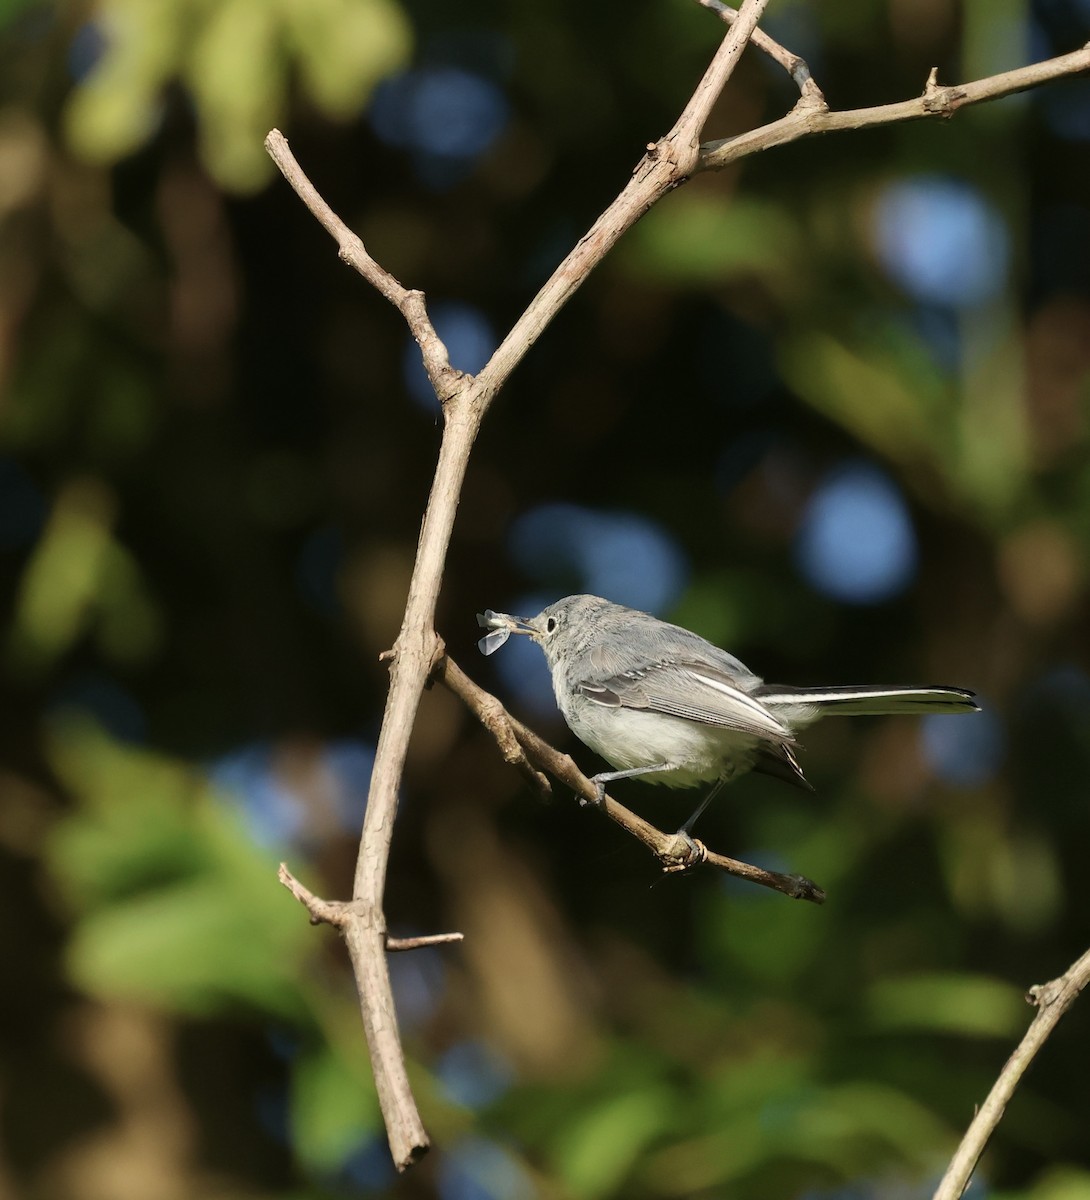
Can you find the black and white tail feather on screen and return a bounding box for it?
[750,682,978,790]
[754,682,978,718]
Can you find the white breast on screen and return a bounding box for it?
[561,697,759,789]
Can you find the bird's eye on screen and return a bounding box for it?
[546,617,558,633]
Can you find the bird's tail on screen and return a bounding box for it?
[754,683,979,721]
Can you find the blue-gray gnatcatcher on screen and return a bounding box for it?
[478,594,979,831]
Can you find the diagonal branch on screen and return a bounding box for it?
[265,3,1090,1173]
[264,130,462,401]
[668,0,771,157]
[434,652,825,904]
[699,43,1090,170]
[471,0,770,408]
[696,0,825,107]
[933,946,1090,1200]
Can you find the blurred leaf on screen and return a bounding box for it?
[8,477,163,675]
[786,1081,953,1169]
[63,0,185,162]
[699,811,869,988]
[8,478,116,673]
[94,544,164,664]
[996,1165,1090,1200]
[647,1077,952,1193]
[63,871,310,1016]
[185,0,285,191]
[0,0,38,31]
[957,310,1029,520]
[553,1085,676,1199]
[938,814,1063,932]
[48,719,210,901]
[47,720,312,1017]
[282,0,412,118]
[291,1042,380,1172]
[620,192,802,286]
[866,971,1030,1037]
[63,0,411,191]
[670,568,796,651]
[779,330,944,482]
[705,889,828,986]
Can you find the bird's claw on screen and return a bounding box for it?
[580,778,608,809]
[660,829,708,874]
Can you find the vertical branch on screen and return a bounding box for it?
[348,401,485,1165]
[325,2,774,1165]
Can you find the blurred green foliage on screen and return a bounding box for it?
[63,0,411,189]
[47,719,313,1016]
[3,0,1090,1198]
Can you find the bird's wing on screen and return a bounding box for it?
[578,658,794,744]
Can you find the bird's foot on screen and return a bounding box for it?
[660,829,708,874]
[580,776,609,809]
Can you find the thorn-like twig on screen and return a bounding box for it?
[386,932,465,952]
[278,864,464,948]
[278,862,348,926]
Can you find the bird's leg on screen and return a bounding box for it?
[585,763,672,808]
[678,777,727,835]
[667,777,729,859]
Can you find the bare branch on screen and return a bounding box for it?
[696,0,825,107]
[264,130,462,402]
[278,862,347,926]
[699,43,1090,170]
[278,864,463,948]
[264,6,1090,1171]
[386,932,465,951]
[434,654,826,905]
[933,946,1090,1200]
[669,0,771,157]
[473,0,772,404]
[439,662,554,800]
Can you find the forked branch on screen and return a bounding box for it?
[700,42,1090,170]
[266,0,1090,1170]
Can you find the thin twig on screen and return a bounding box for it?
[386,932,466,952]
[699,43,1090,170]
[265,6,1090,1171]
[263,131,461,402]
[434,653,826,904]
[668,0,771,156]
[932,946,1090,1200]
[278,864,464,948]
[696,0,825,106]
[278,862,347,926]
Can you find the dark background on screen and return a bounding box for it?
[3,0,1090,1197]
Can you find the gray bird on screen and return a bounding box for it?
[478,594,978,831]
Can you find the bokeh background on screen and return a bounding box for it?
[3,0,1090,1197]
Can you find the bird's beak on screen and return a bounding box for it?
[476,609,537,655]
